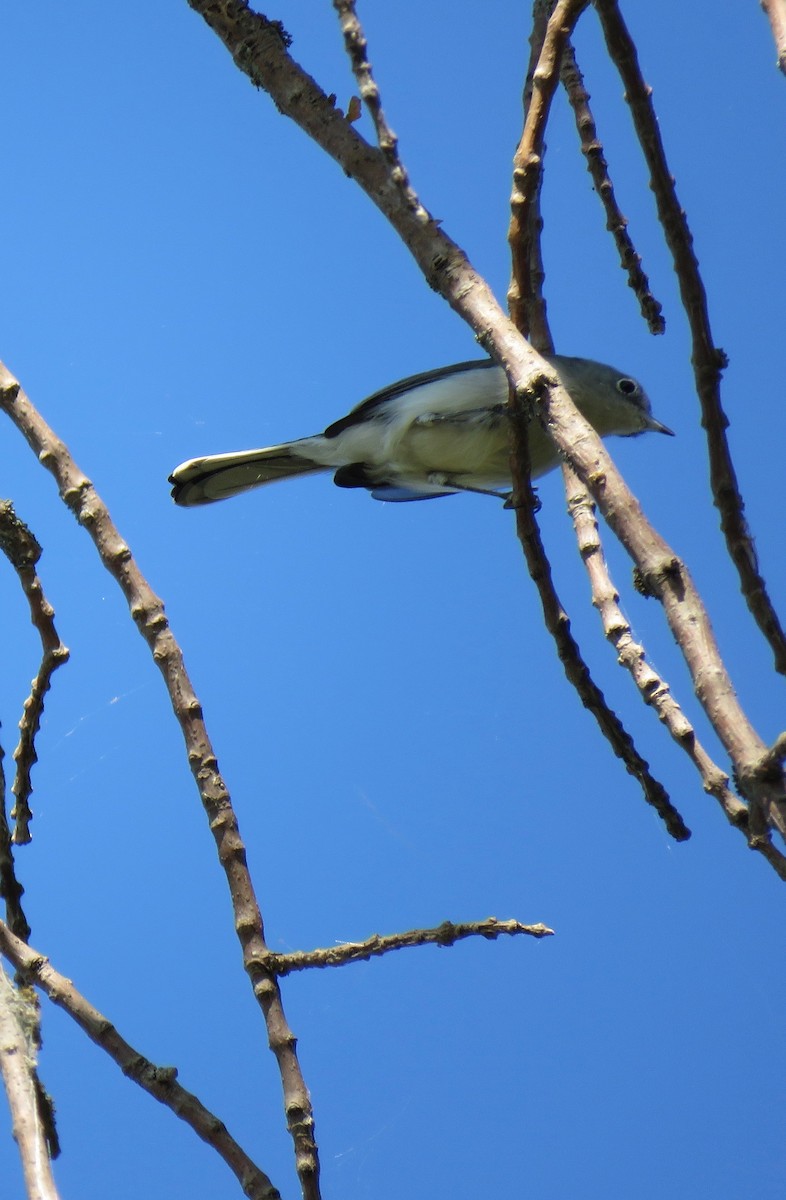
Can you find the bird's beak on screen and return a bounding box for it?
[647,416,675,436]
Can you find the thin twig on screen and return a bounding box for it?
[183,2,786,860]
[0,501,70,845]
[760,0,786,74]
[0,737,30,941]
[509,0,591,334]
[267,917,553,976]
[0,921,281,1200]
[0,366,321,1200]
[569,484,726,800]
[0,965,60,1200]
[560,41,664,333]
[508,0,557,345]
[333,1,400,169]
[594,0,786,676]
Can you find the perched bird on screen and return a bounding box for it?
[169,356,672,506]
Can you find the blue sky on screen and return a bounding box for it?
[2,4,785,1198]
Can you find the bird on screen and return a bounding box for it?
[169,356,673,507]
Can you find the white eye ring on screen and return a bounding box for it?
[616,377,638,396]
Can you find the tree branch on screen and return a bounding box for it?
[0,921,281,1200]
[510,438,690,839]
[507,0,557,345]
[594,0,786,675]
[333,1,400,166]
[267,917,553,975]
[0,365,320,1200]
[0,501,70,846]
[0,738,29,943]
[509,0,590,335]
[559,40,664,333]
[567,481,786,877]
[0,965,59,1200]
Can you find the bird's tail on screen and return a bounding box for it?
[169,440,326,506]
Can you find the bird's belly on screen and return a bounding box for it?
[397,415,510,482]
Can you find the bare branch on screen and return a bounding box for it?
[511,439,689,839]
[0,365,321,1199]
[760,0,786,73]
[0,501,70,845]
[0,739,30,942]
[507,0,557,346]
[0,921,281,1200]
[567,480,786,877]
[0,965,59,1200]
[560,41,664,333]
[594,0,786,675]
[267,917,553,976]
[509,0,590,334]
[549,393,786,844]
[569,483,728,798]
[333,1,400,166]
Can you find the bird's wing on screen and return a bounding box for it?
[323,359,496,438]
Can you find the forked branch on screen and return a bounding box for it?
[0,921,281,1200]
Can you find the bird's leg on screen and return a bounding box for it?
[502,491,541,512]
[426,472,513,503]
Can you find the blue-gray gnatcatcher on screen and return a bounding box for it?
[169,356,672,506]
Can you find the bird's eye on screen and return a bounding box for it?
[616,378,638,396]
